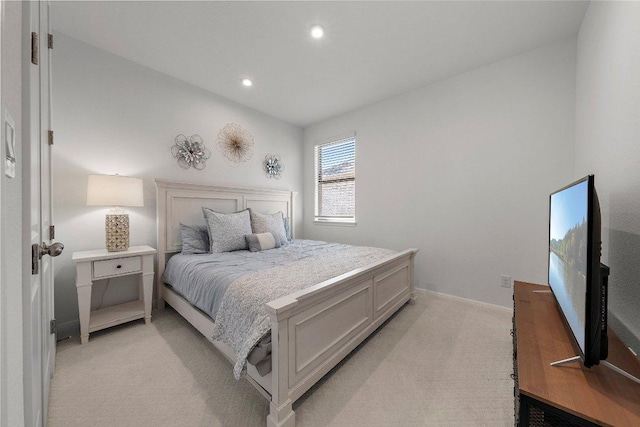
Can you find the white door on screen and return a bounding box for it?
[25,1,60,426]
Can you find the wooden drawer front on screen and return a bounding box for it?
[288,279,372,388]
[93,256,141,279]
[374,262,410,319]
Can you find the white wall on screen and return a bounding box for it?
[574,2,640,350]
[304,38,577,308]
[0,0,24,424]
[52,34,303,335]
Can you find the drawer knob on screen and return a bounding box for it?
[116,264,122,269]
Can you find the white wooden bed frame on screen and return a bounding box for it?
[155,179,417,427]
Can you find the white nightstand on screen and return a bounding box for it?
[72,245,157,344]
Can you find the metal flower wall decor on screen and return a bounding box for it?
[263,154,284,179]
[218,123,254,163]
[171,134,211,170]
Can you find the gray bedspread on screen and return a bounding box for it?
[162,239,355,320]
[212,244,396,379]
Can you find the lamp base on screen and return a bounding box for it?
[106,213,130,252]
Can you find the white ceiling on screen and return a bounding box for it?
[52,1,588,127]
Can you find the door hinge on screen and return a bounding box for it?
[48,33,53,49]
[50,319,57,335]
[48,130,54,145]
[49,225,55,240]
[31,32,39,65]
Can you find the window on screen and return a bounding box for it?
[314,135,356,223]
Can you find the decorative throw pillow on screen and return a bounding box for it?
[180,224,210,254]
[283,217,292,242]
[245,232,280,252]
[202,208,252,253]
[249,210,288,246]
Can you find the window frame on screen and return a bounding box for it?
[314,134,357,225]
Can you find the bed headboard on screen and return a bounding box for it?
[154,179,296,305]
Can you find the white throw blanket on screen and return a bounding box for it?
[211,245,396,379]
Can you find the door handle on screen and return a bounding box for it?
[40,242,64,258]
[32,242,65,274]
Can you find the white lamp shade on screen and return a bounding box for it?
[87,175,144,207]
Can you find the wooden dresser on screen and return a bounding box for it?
[513,281,640,426]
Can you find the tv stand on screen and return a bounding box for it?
[513,281,640,426]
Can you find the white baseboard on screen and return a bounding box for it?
[415,288,512,313]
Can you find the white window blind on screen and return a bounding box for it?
[314,136,356,223]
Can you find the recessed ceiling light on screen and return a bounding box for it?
[310,25,324,39]
[241,78,253,87]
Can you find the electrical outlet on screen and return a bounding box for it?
[501,275,512,289]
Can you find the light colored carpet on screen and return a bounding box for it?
[48,292,514,426]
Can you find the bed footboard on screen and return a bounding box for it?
[265,249,417,427]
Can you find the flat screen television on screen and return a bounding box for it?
[548,175,608,367]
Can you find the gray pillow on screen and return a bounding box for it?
[249,210,288,246]
[180,224,209,254]
[245,232,280,252]
[202,208,252,253]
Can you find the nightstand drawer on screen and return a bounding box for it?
[93,256,141,279]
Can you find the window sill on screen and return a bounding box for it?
[313,219,357,227]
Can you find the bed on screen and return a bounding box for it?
[155,179,417,427]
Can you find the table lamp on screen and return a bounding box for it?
[87,174,144,252]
